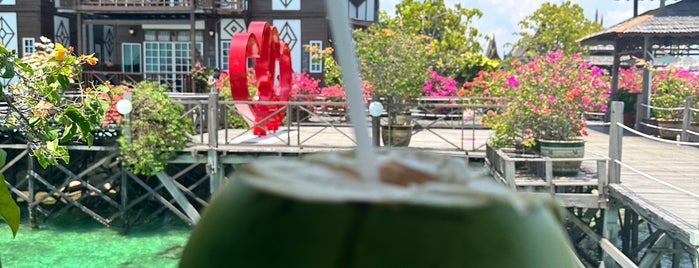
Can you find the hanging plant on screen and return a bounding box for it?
[118,81,194,175]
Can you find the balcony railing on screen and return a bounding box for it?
[57,0,247,13]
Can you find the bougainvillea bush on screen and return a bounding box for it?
[476,50,610,148]
[650,66,699,120]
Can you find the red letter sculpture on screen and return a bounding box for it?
[228,21,292,136]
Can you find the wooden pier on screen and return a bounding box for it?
[3,98,699,267]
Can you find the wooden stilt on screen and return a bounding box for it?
[27,148,37,230]
[603,201,621,268]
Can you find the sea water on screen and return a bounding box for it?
[0,211,190,268]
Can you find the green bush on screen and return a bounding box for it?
[118,81,194,175]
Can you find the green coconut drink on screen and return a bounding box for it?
[179,150,580,268]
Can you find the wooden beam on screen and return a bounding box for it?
[155,171,201,224]
[600,238,639,268]
[555,193,605,208]
[638,233,672,268]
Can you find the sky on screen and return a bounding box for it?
[379,0,676,56]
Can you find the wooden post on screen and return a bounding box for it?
[681,96,693,142]
[609,101,624,184]
[597,159,608,206]
[505,159,516,190]
[641,36,652,120]
[120,165,129,232]
[207,84,222,193]
[27,146,37,229]
[602,201,621,268]
[544,157,553,193]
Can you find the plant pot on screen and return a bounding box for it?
[537,139,585,176]
[381,125,412,147]
[288,106,312,123]
[623,112,635,128]
[654,119,699,140]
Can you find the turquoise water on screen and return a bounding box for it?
[0,213,191,268]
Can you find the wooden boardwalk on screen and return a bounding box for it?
[584,126,699,248]
[187,125,493,156]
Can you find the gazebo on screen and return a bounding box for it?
[579,0,699,127]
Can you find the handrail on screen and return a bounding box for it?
[167,96,501,153]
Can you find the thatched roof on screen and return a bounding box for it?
[579,0,699,45]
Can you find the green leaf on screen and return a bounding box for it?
[86,133,94,147]
[0,149,20,238]
[57,74,70,91]
[0,173,19,238]
[34,150,50,169]
[1,59,14,78]
[60,124,77,144]
[64,106,92,139]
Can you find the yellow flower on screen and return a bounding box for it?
[80,54,99,65]
[54,43,67,60]
[381,29,395,36]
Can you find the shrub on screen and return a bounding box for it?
[118,81,194,175]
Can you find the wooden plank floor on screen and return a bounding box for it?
[584,126,699,246]
[187,126,493,156]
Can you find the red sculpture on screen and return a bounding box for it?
[228,21,292,136]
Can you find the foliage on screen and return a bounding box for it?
[354,27,431,104]
[99,84,132,126]
[118,81,193,175]
[459,69,508,99]
[514,1,603,55]
[386,0,497,82]
[613,66,644,113]
[479,50,610,147]
[291,72,322,98]
[0,149,19,238]
[0,37,108,237]
[1,37,107,167]
[423,70,458,97]
[216,71,259,129]
[306,45,342,87]
[650,67,699,120]
[191,63,214,93]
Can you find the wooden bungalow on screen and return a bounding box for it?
[0,0,379,92]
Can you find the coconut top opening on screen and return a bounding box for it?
[234,149,550,210]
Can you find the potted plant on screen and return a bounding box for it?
[649,67,699,139]
[354,26,431,146]
[477,50,609,175]
[615,66,643,127]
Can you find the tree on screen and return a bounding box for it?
[383,0,498,82]
[0,38,108,237]
[514,1,603,55]
[354,26,431,105]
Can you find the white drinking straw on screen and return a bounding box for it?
[324,1,379,184]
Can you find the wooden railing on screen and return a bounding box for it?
[83,71,198,93]
[57,0,247,12]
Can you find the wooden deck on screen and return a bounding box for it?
[186,125,493,156]
[583,126,699,248]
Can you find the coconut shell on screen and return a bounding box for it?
[179,150,579,268]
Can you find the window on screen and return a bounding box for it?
[122,43,141,72]
[22,38,35,57]
[221,40,230,71]
[309,40,322,73]
[144,41,203,92]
